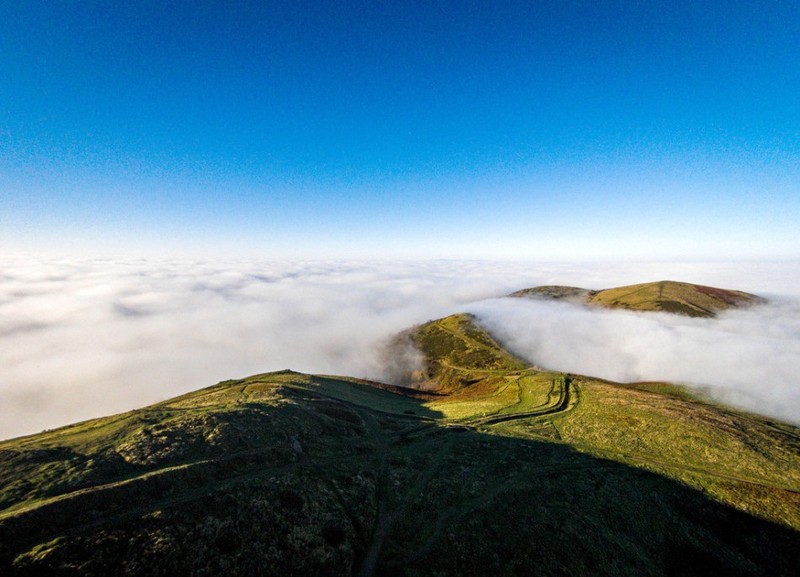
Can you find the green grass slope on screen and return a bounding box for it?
[1,313,798,576]
[512,280,764,317]
[405,313,528,394]
[409,315,800,531]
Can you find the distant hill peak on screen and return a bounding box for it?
[511,280,764,317]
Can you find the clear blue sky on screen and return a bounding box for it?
[1,1,798,259]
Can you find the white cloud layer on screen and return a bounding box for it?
[1,255,799,439]
[466,297,800,425]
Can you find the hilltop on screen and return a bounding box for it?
[510,280,764,317]
[1,283,798,576]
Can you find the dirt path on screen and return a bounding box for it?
[355,436,455,577]
[468,376,576,427]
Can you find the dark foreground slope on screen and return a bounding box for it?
[408,315,800,527]
[1,313,799,576]
[511,280,764,317]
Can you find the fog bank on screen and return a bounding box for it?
[1,255,798,439]
[467,297,800,424]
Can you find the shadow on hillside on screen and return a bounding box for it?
[1,379,798,577]
[362,420,800,577]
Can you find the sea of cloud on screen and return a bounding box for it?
[1,255,799,439]
[466,297,800,424]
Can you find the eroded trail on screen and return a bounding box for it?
[469,375,576,427]
[355,430,455,577]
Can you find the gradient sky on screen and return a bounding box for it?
[1,1,798,260]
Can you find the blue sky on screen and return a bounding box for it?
[1,1,798,259]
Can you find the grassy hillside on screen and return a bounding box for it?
[409,315,800,529]
[512,280,764,317]
[405,313,528,393]
[1,311,798,576]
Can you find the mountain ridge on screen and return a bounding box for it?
[510,280,764,317]
[1,280,797,576]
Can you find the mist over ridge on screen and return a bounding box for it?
[466,296,800,425]
[1,254,799,439]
